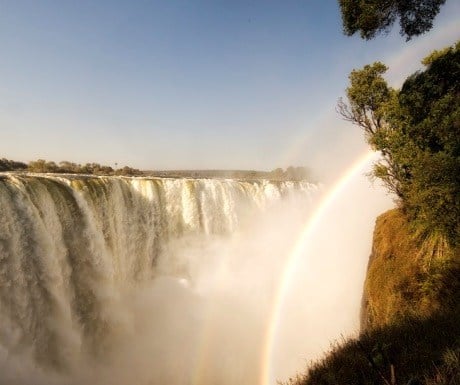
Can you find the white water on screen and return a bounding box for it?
[0,173,319,384]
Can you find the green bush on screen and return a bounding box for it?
[339,41,460,245]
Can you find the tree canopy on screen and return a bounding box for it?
[0,158,27,172]
[339,41,460,244]
[339,0,447,40]
[0,158,142,176]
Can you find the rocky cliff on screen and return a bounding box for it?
[287,209,460,384]
[361,208,459,332]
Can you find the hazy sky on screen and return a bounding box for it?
[1,1,459,176]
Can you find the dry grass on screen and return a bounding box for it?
[283,209,460,385]
[283,309,460,385]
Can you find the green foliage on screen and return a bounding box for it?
[338,62,392,139]
[339,42,460,245]
[339,0,447,40]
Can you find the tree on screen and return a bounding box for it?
[339,42,460,244]
[28,159,59,173]
[59,161,79,173]
[337,62,406,197]
[0,158,27,171]
[337,62,392,138]
[114,165,142,176]
[285,166,310,180]
[339,0,447,40]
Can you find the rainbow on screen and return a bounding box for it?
[188,150,378,385]
[386,16,460,86]
[259,150,377,385]
[253,15,459,385]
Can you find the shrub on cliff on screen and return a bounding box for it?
[338,41,460,245]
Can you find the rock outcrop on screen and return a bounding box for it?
[361,208,459,332]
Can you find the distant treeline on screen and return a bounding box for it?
[0,158,142,176]
[0,158,310,181]
[148,166,310,181]
[269,166,309,181]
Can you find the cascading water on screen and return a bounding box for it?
[0,172,316,384]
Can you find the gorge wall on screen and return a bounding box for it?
[361,208,460,331]
[290,209,460,385]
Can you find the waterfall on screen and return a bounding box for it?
[0,173,315,376]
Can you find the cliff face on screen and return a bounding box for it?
[286,209,460,385]
[361,208,459,332]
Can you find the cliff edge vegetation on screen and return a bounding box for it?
[283,42,460,385]
[338,41,460,246]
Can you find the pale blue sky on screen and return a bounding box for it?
[1,1,459,177]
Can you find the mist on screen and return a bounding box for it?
[0,154,393,385]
